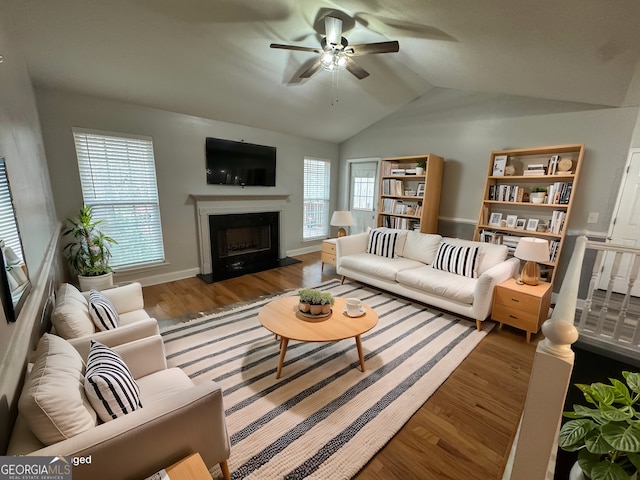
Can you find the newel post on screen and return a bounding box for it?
[506,236,587,479]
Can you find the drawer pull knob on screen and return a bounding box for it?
[511,298,520,302]
[509,315,518,319]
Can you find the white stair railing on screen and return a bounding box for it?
[505,236,586,480]
[577,241,640,359]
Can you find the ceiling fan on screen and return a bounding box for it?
[270,16,399,80]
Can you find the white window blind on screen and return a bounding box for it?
[72,129,165,269]
[0,159,24,262]
[303,158,331,240]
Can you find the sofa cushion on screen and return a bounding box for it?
[396,266,478,304]
[51,283,95,339]
[432,242,480,278]
[442,237,508,276]
[402,232,443,264]
[84,341,143,422]
[137,368,194,405]
[367,228,399,258]
[340,252,425,281]
[18,333,97,445]
[89,289,120,331]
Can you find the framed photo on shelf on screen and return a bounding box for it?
[515,218,526,230]
[416,183,425,196]
[492,155,508,176]
[506,215,518,228]
[488,212,503,226]
[526,218,539,231]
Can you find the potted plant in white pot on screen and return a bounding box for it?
[415,159,426,175]
[63,205,117,291]
[558,371,640,480]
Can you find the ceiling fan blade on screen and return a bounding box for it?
[345,41,400,56]
[299,58,323,79]
[270,43,322,54]
[346,58,369,80]
[324,16,343,46]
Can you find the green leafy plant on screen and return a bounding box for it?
[531,186,547,193]
[416,160,426,169]
[298,288,333,306]
[558,371,640,480]
[63,206,117,277]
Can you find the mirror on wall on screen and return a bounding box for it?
[0,157,30,322]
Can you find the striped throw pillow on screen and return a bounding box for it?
[84,341,142,422]
[367,229,399,258]
[432,242,480,278]
[89,289,120,331]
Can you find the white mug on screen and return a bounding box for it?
[346,298,362,316]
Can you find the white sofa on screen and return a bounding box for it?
[51,282,159,345]
[7,332,231,480]
[336,229,520,330]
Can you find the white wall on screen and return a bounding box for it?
[0,0,61,453]
[35,89,340,284]
[340,88,639,235]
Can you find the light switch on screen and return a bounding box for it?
[587,212,599,224]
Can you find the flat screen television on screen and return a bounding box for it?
[206,137,276,186]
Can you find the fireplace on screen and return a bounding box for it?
[207,212,279,281]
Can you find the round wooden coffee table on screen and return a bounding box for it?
[258,296,378,379]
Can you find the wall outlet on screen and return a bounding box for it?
[587,212,599,224]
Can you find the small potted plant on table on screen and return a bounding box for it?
[558,371,640,480]
[298,288,334,315]
[63,205,117,291]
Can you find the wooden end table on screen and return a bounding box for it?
[492,277,553,342]
[258,296,378,379]
[145,453,217,480]
[321,238,337,271]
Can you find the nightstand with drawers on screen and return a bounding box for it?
[491,278,552,343]
[321,238,337,271]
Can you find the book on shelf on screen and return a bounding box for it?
[488,185,524,202]
[390,168,406,175]
[546,182,572,204]
[548,155,560,175]
[549,210,566,234]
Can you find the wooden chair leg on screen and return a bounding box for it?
[341,275,345,284]
[220,459,230,480]
[476,320,482,331]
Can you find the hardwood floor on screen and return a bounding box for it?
[142,253,536,479]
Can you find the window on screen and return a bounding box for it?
[350,162,377,211]
[303,158,331,240]
[72,128,165,269]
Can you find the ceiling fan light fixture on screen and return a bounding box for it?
[320,50,348,72]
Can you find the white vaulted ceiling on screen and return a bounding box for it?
[6,0,640,143]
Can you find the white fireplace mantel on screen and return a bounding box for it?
[190,193,291,275]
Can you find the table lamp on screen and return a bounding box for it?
[330,211,354,237]
[514,237,550,285]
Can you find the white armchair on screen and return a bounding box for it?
[51,282,159,345]
[7,333,231,480]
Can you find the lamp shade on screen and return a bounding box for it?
[514,237,550,263]
[330,211,354,227]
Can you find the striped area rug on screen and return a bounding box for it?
[160,279,492,480]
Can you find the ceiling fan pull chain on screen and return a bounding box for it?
[331,70,340,106]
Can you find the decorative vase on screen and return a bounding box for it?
[78,272,114,292]
[415,167,424,175]
[530,192,546,204]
